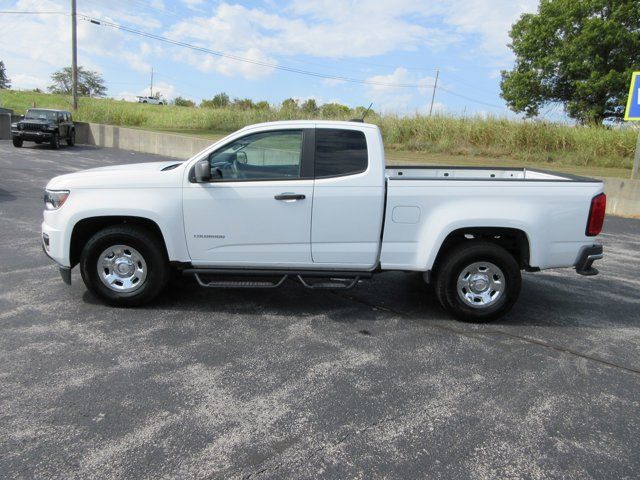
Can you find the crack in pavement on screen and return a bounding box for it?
[332,291,640,377]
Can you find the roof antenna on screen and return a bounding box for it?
[350,103,373,122]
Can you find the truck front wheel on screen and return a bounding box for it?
[50,132,60,149]
[12,138,23,147]
[434,242,521,322]
[80,225,170,307]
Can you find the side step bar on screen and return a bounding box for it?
[184,268,372,290]
[296,275,360,290]
[194,273,289,289]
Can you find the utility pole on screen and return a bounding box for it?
[71,0,78,110]
[150,68,153,98]
[429,68,439,117]
[632,130,640,180]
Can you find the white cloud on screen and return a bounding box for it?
[431,0,538,60]
[182,0,205,8]
[0,0,169,92]
[166,1,455,80]
[164,0,536,81]
[8,74,49,91]
[2,0,537,112]
[173,47,277,80]
[366,68,438,114]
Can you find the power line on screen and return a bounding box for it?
[78,14,436,90]
[2,9,505,109]
[437,85,504,109]
[79,14,506,109]
[0,11,68,15]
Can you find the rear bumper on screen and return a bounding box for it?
[574,244,603,276]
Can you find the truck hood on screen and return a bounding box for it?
[46,161,185,190]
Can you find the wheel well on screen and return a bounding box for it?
[69,216,167,267]
[432,227,531,274]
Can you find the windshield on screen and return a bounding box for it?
[25,109,58,121]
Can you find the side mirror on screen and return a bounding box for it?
[194,159,211,183]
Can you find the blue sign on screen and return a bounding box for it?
[624,72,640,121]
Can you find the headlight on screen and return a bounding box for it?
[19,124,24,130]
[44,189,70,210]
[42,124,48,131]
[11,123,17,128]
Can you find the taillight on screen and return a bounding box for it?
[586,193,606,236]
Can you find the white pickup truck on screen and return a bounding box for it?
[42,121,606,321]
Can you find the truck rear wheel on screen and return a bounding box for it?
[434,242,521,322]
[80,225,169,307]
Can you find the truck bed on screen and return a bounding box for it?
[386,166,595,182]
[380,165,604,272]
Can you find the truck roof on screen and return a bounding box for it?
[26,108,68,112]
[239,120,379,131]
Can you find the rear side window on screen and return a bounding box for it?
[315,129,368,178]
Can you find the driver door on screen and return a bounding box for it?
[183,128,315,267]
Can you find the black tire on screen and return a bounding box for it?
[80,225,170,307]
[434,242,521,322]
[50,132,60,149]
[12,138,23,148]
[67,129,75,146]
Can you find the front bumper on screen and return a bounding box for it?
[42,221,71,285]
[12,130,53,141]
[42,243,72,284]
[575,244,603,276]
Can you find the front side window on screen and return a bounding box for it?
[315,129,368,178]
[209,130,303,181]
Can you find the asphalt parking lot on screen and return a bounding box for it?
[1,140,639,479]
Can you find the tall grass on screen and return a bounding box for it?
[1,89,636,169]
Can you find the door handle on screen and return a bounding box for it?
[274,193,306,201]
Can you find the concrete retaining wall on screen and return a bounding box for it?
[603,178,640,218]
[0,113,11,140]
[74,122,214,160]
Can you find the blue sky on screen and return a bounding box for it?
[0,0,544,117]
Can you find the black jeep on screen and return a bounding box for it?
[11,108,75,149]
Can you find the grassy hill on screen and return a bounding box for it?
[1,89,636,174]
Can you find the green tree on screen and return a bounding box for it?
[233,98,255,110]
[201,92,230,108]
[48,66,106,97]
[173,96,195,107]
[301,98,318,115]
[254,100,270,110]
[320,102,351,118]
[281,98,298,111]
[0,60,10,89]
[500,0,640,124]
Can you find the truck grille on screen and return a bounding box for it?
[23,123,45,131]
